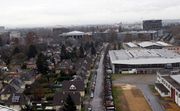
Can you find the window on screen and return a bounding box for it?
[176,92,178,95]
[69,84,76,90]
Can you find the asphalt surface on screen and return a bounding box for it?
[137,84,164,111]
[113,74,164,111]
[91,44,108,111]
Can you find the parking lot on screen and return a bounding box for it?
[113,74,164,111]
[113,74,156,85]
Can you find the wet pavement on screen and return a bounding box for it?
[91,44,108,111]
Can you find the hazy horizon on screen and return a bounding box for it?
[1,0,180,28]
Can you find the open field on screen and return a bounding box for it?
[112,85,129,111]
[113,84,152,111]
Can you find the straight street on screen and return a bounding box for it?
[91,43,108,111]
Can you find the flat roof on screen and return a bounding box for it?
[126,41,171,48]
[120,31,157,34]
[126,42,138,48]
[163,75,180,92]
[61,31,85,36]
[156,41,172,47]
[138,41,161,48]
[155,83,169,93]
[109,49,180,65]
[171,75,180,84]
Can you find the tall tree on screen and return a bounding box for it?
[91,42,96,55]
[27,45,38,59]
[71,47,77,59]
[79,45,84,58]
[62,95,76,111]
[36,53,49,75]
[0,37,3,47]
[0,48,12,66]
[13,47,20,55]
[60,44,67,60]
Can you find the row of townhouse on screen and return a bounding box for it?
[155,70,180,107]
[0,70,40,111]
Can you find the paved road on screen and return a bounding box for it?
[113,74,164,111]
[137,84,164,111]
[91,43,108,111]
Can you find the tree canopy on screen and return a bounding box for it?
[60,44,67,60]
[36,53,49,75]
[27,45,38,59]
[13,47,21,55]
[62,95,76,111]
[79,45,85,58]
[91,42,96,55]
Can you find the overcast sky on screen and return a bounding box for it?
[0,0,180,27]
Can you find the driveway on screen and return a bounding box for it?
[113,74,165,111]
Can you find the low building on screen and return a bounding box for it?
[117,31,158,42]
[138,41,163,49]
[20,71,39,85]
[156,70,180,106]
[6,93,29,111]
[124,41,172,49]
[60,31,89,39]
[109,49,180,73]
[165,46,180,54]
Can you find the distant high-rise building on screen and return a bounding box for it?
[0,26,5,33]
[143,20,162,30]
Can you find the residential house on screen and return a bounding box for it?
[20,71,38,85]
[6,93,29,111]
[25,59,37,69]
[3,76,13,84]
[10,78,25,93]
[53,92,81,111]
[62,80,85,97]
[0,85,16,101]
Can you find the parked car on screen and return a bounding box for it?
[90,92,94,98]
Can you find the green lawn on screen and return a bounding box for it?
[112,86,123,111]
[148,84,157,94]
[112,73,134,80]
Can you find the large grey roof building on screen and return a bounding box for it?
[109,49,180,73]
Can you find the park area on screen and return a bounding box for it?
[113,83,152,111]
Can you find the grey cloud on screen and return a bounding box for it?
[0,0,180,27]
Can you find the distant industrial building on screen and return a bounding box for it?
[0,26,5,33]
[9,31,21,40]
[143,20,162,31]
[117,31,158,42]
[156,70,180,107]
[109,49,180,73]
[60,31,92,39]
[124,41,172,49]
